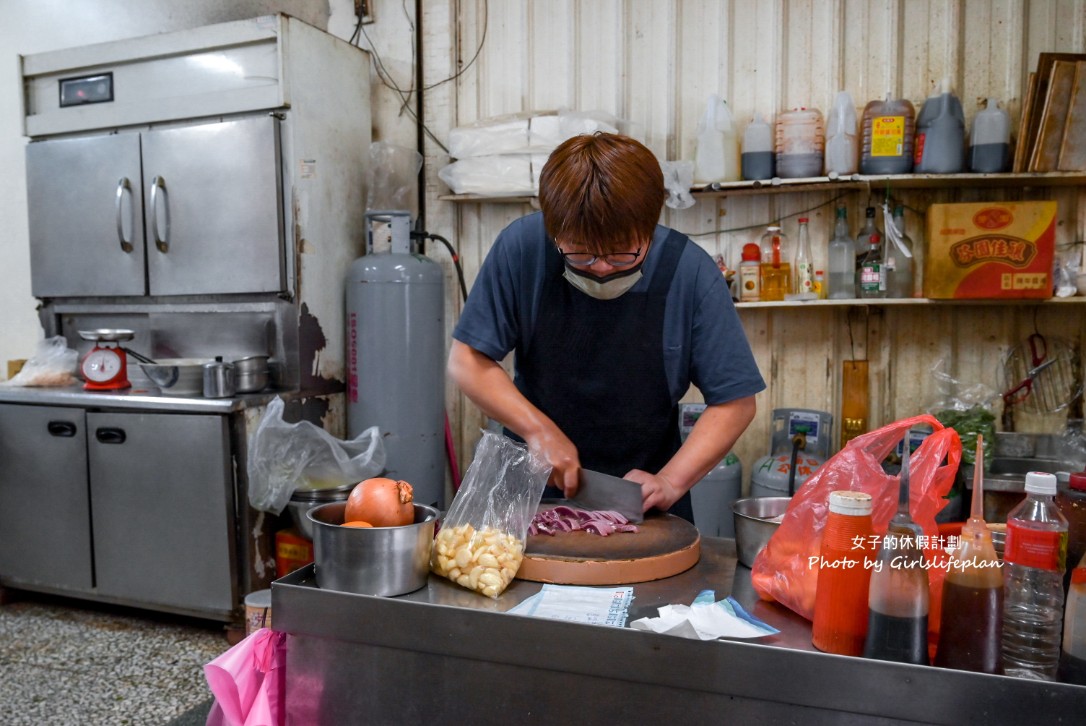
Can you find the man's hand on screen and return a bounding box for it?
[623,469,683,513]
[524,425,581,497]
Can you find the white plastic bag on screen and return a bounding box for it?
[247,397,385,515]
[1,336,79,387]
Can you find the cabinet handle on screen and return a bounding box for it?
[150,175,170,253]
[47,420,78,437]
[95,427,126,445]
[114,177,134,253]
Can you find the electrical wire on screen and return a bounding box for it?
[684,192,852,238]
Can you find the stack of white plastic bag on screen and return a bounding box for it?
[438,109,620,196]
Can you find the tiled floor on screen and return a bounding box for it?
[0,589,229,725]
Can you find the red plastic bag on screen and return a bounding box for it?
[750,414,961,637]
[204,627,286,726]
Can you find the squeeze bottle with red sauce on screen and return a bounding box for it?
[812,491,876,656]
[935,435,1003,673]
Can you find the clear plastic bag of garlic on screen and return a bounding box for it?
[431,524,524,598]
[429,431,549,598]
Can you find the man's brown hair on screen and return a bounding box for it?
[538,133,666,255]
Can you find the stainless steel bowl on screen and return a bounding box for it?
[308,502,439,596]
[732,496,791,568]
[233,355,270,392]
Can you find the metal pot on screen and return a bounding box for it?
[202,357,236,398]
[139,358,212,396]
[287,483,355,540]
[308,501,439,596]
[732,496,791,568]
[233,355,270,393]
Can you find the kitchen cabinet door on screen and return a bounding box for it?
[0,404,93,591]
[88,412,235,614]
[142,116,285,296]
[25,133,146,297]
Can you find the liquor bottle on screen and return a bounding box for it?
[793,217,815,298]
[857,232,886,299]
[827,206,855,299]
[885,205,915,298]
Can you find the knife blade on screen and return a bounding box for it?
[571,469,644,523]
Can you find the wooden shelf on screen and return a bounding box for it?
[439,172,1086,203]
[735,296,1086,309]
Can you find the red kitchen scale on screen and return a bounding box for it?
[78,329,136,391]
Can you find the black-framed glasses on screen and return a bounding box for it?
[558,246,642,267]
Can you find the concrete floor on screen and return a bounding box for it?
[0,589,229,725]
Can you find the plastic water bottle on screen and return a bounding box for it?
[827,206,855,299]
[969,98,1011,173]
[694,94,741,184]
[1002,471,1069,680]
[824,91,859,176]
[742,113,775,180]
[913,77,965,174]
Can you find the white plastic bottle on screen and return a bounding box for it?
[885,205,914,298]
[741,113,775,180]
[775,108,825,178]
[969,98,1012,173]
[824,91,859,176]
[1002,472,1069,680]
[694,94,741,184]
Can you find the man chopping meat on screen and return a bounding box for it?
[447,132,765,522]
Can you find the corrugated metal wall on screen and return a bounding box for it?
[420,0,1086,494]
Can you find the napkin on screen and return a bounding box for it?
[629,590,778,640]
[507,584,633,627]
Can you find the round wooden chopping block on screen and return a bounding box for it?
[516,505,701,585]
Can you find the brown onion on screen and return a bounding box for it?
[344,477,414,527]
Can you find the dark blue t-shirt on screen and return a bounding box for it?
[452,212,765,405]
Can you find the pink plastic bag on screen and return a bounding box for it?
[204,627,286,726]
[750,415,961,635]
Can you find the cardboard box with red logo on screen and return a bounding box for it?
[923,201,1057,299]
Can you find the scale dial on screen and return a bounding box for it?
[82,348,125,383]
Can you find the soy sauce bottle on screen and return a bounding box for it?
[864,438,930,665]
[935,435,1003,673]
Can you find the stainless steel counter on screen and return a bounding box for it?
[0,383,285,412]
[272,538,1086,724]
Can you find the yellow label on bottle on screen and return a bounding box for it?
[871,116,905,157]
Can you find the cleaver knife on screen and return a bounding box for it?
[571,469,644,523]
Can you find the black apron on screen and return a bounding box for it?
[511,228,693,522]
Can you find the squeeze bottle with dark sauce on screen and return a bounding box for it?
[864,440,930,665]
[935,435,1003,674]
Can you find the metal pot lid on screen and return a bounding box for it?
[290,482,356,501]
[78,328,135,342]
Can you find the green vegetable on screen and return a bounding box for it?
[934,406,996,469]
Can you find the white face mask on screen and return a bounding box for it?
[562,263,644,300]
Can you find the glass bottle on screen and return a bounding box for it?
[759,225,791,301]
[739,242,762,302]
[885,205,915,298]
[935,435,1003,674]
[827,206,855,299]
[812,490,876,656]
[854,206,878,295]
[864,441,930,665]
[793,217,815,298]
[1002,472,1069,680]
[857,232,886,299]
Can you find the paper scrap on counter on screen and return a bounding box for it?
[629,590,778,640]
[507,584,633,627]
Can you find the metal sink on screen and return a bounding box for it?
[961,456,1078,522]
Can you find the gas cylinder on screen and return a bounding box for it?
[347,211,446,508]
[680,403,743,536]
[750,409,833,498]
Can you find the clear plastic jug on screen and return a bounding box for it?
[969,98,1011,173]
[775,108,825,178]
[860,94,916,174]
[824,91,859,176]
[694,94,741,184]
[742,113,775,180]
